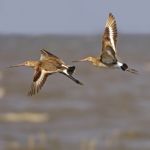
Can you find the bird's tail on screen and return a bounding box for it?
[67,66,75,75]
[61,69,83,86]
[61,66,83,85]
[121,63,138,74]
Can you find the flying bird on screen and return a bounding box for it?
[73,13,138,74]
[9,49,83,96]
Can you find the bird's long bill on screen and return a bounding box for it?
[72,58,87,63]
[8,62,25,68]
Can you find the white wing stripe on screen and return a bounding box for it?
[35,70,47,90]
[109,26,116,52]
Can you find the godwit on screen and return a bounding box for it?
[9,49,83,96]
[73,13,138,74]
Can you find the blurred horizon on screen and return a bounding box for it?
[0,0,150,35]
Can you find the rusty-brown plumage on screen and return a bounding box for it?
[9,49,83,96]
[73,13,138,74]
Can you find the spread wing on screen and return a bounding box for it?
[40,49,65,64]
[28,70,49,96]
[100,13,118,64]
[102,13,117,52]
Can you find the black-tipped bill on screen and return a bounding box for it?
[72,58,87,63]
[8,63,25,68]
[72,60,82,63]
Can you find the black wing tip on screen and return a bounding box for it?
[27,90,34,96]
[61,72,84,86]
[69,75,84,86]
[77,80,84,85]
[109,12,113,16]
[27,88,35,96]
[27,89,40,96]
[72,78,84,85]
[109,12,114,18]
[108,13,116,22]
[27,83,40,96]
[40,48,55,55]
[40,48,58,59]
[27,91,33,96]
[40,48,56,53]
[40,48,48,53]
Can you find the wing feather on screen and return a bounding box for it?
[100,13,118,64]
[28,70,49,96]
[102,13,117,52]
[40,49,59,60]
[40,49,65,64]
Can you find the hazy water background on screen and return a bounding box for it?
[0,34,150,149]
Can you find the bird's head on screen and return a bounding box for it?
[8,60,36,68]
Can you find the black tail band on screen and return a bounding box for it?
[67,66,75,75]
[121,63,128,71]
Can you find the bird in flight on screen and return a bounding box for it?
[9,49,83,96]
[73,13,138,74]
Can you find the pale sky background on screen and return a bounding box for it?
[0,0,149,35]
